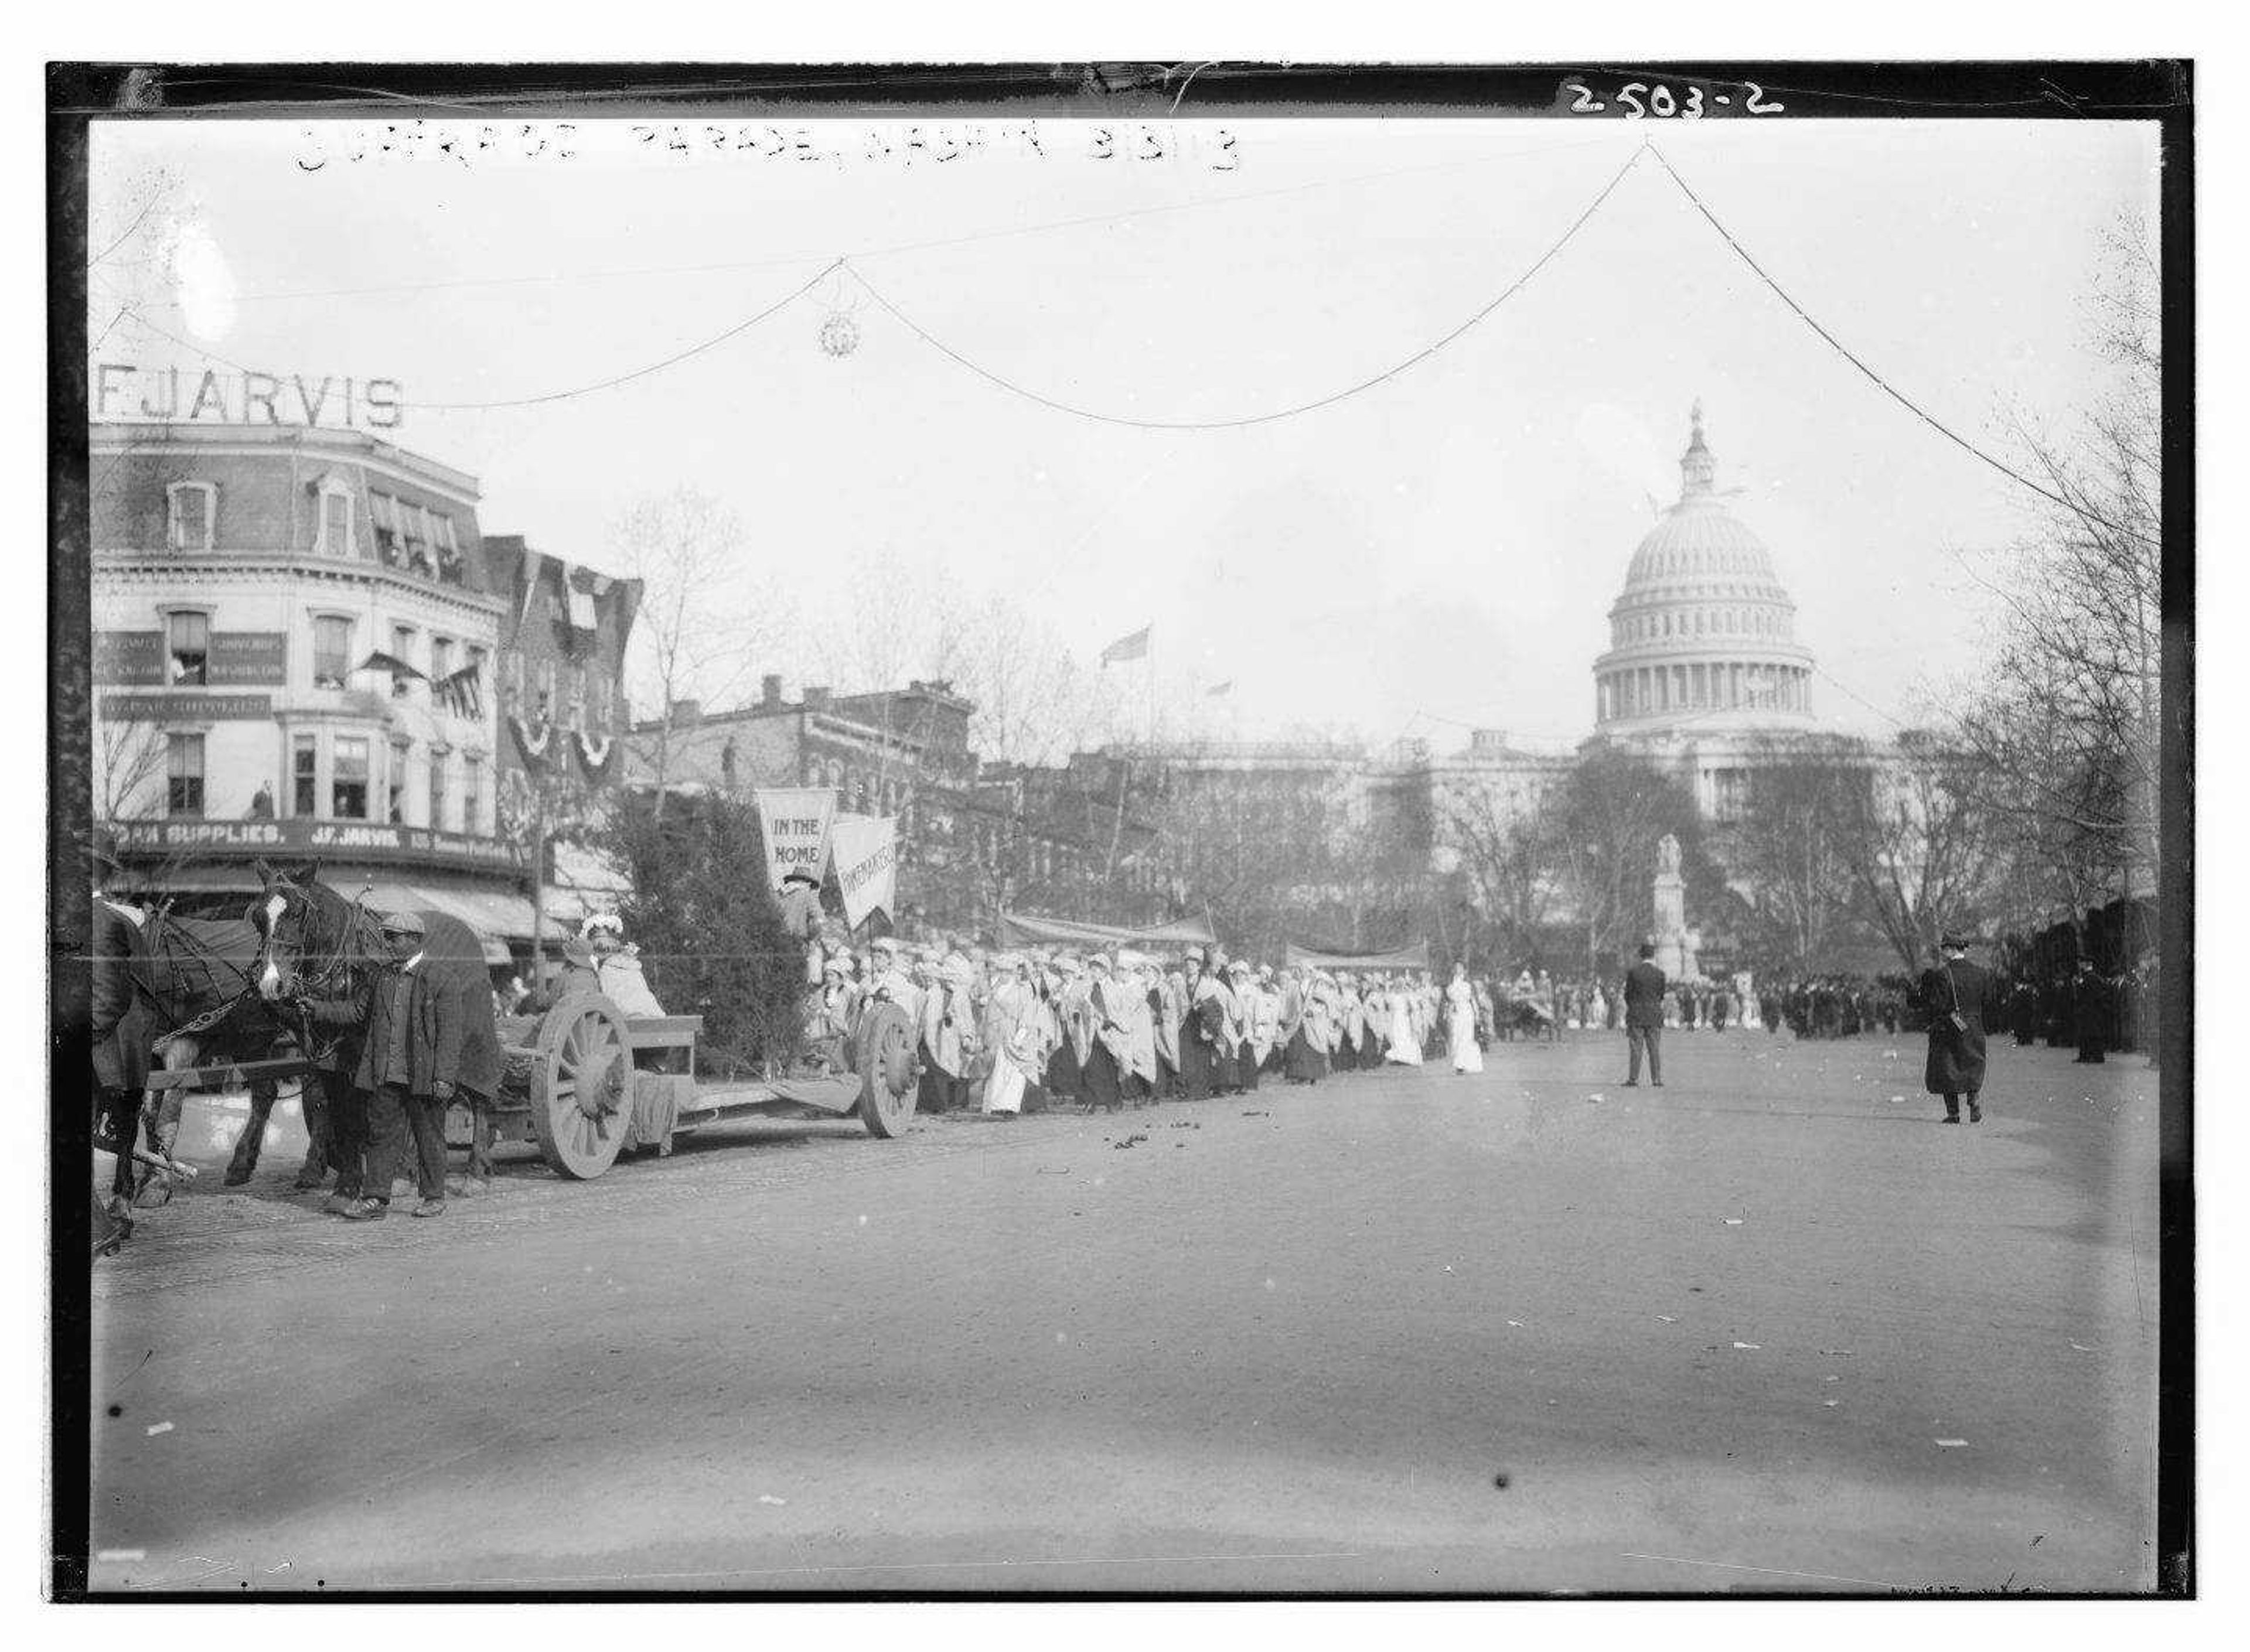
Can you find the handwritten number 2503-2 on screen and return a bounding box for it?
[1564,80,1782,117]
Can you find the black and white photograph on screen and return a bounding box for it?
[45,57,2194,1600]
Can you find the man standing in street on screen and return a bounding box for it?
[1921,932,1996,1123]
[301,909,488,1219]
[2072,959,2109,1064]
[1621,941,1666,1088]
[89,827,159,1220]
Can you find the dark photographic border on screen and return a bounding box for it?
[46,59,2195,1602]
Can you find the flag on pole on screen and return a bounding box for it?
[432,662,485,720]
[1206,680,1235,698]
[1100,624,1151,666]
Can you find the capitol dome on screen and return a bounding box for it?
[1592,404,1815,735]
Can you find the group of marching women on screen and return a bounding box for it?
[813,938,1453,1116]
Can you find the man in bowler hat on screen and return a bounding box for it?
[1921,931,1997,1123]
[1621,941,1667,1088]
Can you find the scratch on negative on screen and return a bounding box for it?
[439,1549,1370,1588]
[1621,1552,1906,1590]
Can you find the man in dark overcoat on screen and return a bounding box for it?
[2072,960,2109,1063]
[90,829,160,1213]
[1920,933,1996,1124]
[1620,941,1667,1088]
[299,909,500,1219]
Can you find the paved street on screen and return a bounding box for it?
[84,1029,2159,1595]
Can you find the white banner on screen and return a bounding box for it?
[753,787,837,890]
[830,813,900,930]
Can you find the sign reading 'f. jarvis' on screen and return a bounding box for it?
[94,363,404,431]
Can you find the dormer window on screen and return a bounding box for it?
[315,478,357,558]
[165,481,216,552]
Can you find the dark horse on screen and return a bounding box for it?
[254,865,501,1186]
[106,884,299,1209]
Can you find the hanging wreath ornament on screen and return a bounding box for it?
[817,267,862,359]
[576,728,615,772]
[510,713,552,763]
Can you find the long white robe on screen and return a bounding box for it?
[1446,978,1484,1073]
[981,979,1038,1114]
[1386,988,1423,1065]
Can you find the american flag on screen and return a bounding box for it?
[1100,624,1151,665]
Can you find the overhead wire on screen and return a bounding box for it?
[849,144,1651,432]
[1643,142,2157,547]
[120,261,846,413]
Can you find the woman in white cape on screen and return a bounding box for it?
[1445,964,1484,1074]
[1385,971,1424,1066]
[981,954,1038,1117]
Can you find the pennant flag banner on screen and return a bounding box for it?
[752,786,837,890]
[432,662,483,719]
[997,911,1219,951]
[1284,940,1430,972]
[354,649,425,682]
[1099,624,1151,665]
[830,813,901,930]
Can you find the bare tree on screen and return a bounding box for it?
[613,487,782,810]
[91,716,170,822]
[1438,777,1560,966]
[1828,729,2003,972]
[1718,738,1874,975]
[1546,746,1706,975]
[1953,219,2161,940]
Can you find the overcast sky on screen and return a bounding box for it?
[90,114,2160,747]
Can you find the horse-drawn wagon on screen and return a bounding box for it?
[463,988,923,1180]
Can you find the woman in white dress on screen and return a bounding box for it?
[1446,965,1485,1074]
[980,954,1037,1117]
[1385,972,1424,1066]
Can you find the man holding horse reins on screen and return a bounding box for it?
[294,908,489,1221]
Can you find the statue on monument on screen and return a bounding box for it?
[1651,833,1690,982]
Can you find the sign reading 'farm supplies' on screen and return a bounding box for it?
[94,363,404,431]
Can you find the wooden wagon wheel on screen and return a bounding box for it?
[855,999,920,1139]
[527,995,635,1179]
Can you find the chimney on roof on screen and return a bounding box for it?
[669,699,701,726]
[1471,728,1510,752]
[761,673,783,708]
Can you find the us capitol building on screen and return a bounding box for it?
[1104,403,1876,868]
[1583,400,1829,821]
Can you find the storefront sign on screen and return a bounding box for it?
[93,630,165,685]
[752,786,837,889]
[108,817,526,871]
[93,363,404,431]
[830,813,899,930]
[95,630,289,686]
[206,632,288,685]
[100,692,274,721]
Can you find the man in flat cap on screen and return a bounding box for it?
[298,907,466,1218]
[1920,931,1997,1124]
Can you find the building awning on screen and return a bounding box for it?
[997,911,1219,951]
[358,882,522,964]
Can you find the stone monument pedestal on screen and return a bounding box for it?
[1653,870,1688,981]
